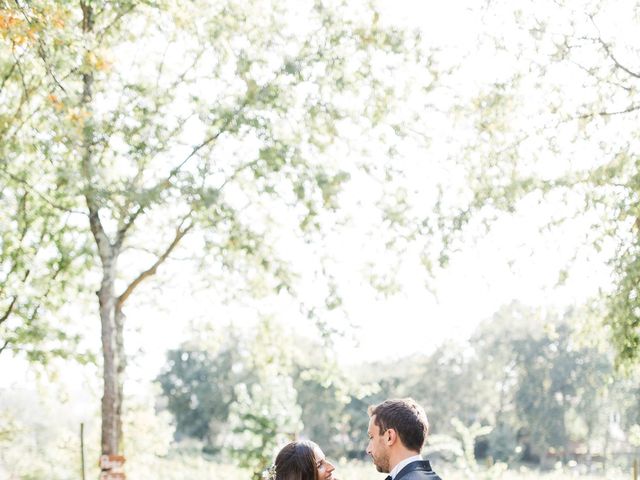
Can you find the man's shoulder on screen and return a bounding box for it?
[395,460,442,480]
[401,471,442,480]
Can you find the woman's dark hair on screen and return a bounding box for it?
[274,440,320,480]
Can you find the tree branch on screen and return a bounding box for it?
[0,169,84,215]
[578,104,640,120]
[116,215,194,308]
[168,98,248,179]
[596,37,640,79]
[108,45,208,243]
[80,3,112,265]
[0,57,20,93]
[11,43,30,98]
[112,100,247,244]
[13,0,67,93]
[0,297,18,327]
[113,203,144,251]
[96,3,137,45]
[0,339,10,356]
[587,17,640,79]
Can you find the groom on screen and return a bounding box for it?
[366,398,442,480]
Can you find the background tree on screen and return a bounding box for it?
[156,335,247,451]
[427,0,640,367]
[291,364,342,456]
[226,318,302,480]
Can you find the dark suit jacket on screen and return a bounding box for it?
[394,460,442,480]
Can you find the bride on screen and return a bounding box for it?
[267,440,337,480]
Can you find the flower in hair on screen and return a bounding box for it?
[262,463,277,480]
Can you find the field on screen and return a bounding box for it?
[337,461,631,480]
[123,457,634,480]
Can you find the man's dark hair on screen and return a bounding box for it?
[274,440,320,480]
[368,398,429,452]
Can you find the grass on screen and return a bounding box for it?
[123,456,634,480]
[336,460,632,480]
[336,462,632,480]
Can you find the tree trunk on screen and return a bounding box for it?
[99,261,119,455]
[80,0,125,467]
[115,305,126,453]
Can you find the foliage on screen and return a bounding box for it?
[427,418,507,479]
[226,318,302,480]
[426,0,640,367]
[123,392,176,478]
[156,303,640,476]
[0,1,92,363]
[293,362,351,459]
[157,337,247,448]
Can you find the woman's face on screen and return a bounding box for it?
[313,446,336,480]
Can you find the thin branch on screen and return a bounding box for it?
[155,42,172,92]
[578,104,640,120]
[13,0,67,93]
[2,74,48,139]
[568,58,633,93]
[0,339,10,355]
[0,57,20,93]
[0,60,81,142]
[113,100,248,242]
[169,102,245,177]
[216,157,261,193]
[588,15,640,79]
[104,42,206,235]
[597,37,640,79]
[113,203,144,251]
[116,215,194,308]
[0,168,84,215]
[96,3,137,45]
[111,115,197,246]
[12,48,29,102]
[0,297,18,326]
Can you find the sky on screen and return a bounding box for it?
[0,0,621,390]
[113,0,618,376]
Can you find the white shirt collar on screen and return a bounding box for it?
[389,454,423,479]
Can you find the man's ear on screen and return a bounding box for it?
[386,429,397,446]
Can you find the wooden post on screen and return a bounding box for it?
[99,454,126,479]
[632,458,637,480]
[80,423,86,480]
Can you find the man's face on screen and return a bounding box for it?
[366,415,390,473]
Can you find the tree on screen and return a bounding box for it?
[0,1,89,363]
[156,339,247,450]
[429,0,640,367]
[470,303,538,462]
[293,356,353,459]
[226,318,302,480]
[1,0,433,471]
